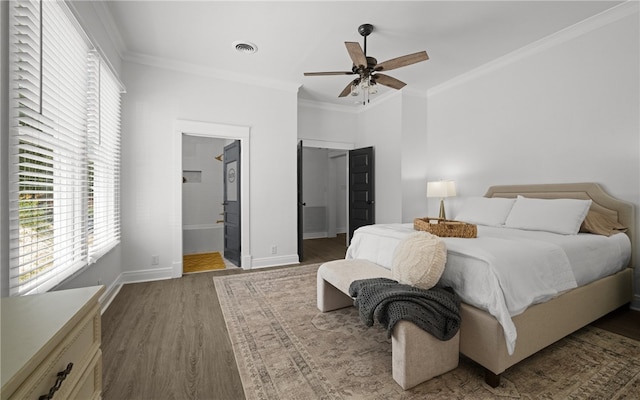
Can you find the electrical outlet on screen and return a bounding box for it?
[270,245,277,255]
[151,255,159,265]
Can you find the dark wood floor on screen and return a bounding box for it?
[591,305,640,340]
[299,233,348,265]
[101,236,347,399]
[101,235,638,399]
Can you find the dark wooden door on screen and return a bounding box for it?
[223,141,241,266]
[348,146,375,242]
[297,140,305,261]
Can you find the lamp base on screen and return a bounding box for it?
[439,199,446,220]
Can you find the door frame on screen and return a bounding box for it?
[297,140,304,261]
[173,120,251,276]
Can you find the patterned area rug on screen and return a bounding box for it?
[183,251,226,273]
[214,264,640,399]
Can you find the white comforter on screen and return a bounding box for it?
[346,223,631,354]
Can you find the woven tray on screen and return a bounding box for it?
[414,217,477,238]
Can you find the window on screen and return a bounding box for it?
[87,52,121,264]
[9,0,123,296]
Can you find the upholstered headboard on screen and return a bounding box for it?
[484,183,635,268]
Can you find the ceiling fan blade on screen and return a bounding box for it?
[373,73,406,90]
[345,42,367,68]
[304,71,354,76]
[375,51,428,72]
[338,80,355,97]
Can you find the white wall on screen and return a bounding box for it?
[121,61,299,275]
[297,102,358,146]
[356,93,404,224]
[356,92,430,225]
[426,9,639,306]
[401,93,429,222]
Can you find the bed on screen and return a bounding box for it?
[346,183,634,387]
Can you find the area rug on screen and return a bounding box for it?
[214,264,640,399]
[183,251,225,273]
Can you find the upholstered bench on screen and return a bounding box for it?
[317,259,460,390]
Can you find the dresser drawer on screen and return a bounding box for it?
[7,304,101,400]
[66,350,102,400]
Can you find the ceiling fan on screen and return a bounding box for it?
[304,23,429,104]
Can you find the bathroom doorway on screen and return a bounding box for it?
[182,135,228,259]
[173,120,250,276]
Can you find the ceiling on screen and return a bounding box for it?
[98,1,623,108]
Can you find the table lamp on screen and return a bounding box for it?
[427,180,457,220]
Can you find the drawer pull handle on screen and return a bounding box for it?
[39,362,73,400]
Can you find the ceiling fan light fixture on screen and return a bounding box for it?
[232,40,258,54]
[350,84,360,96]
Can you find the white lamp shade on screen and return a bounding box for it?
[427,180,457,198]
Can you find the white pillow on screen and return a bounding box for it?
[454,197,516,226]
[504,195,592,235]
[392,232,447,290]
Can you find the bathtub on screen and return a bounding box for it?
[183,223,224,255]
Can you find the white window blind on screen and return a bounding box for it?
[87,52,121,262]
[9,0,123,296]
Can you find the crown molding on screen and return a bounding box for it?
[402,87,428,99]
[298,98,360,113]
[123,51,301,93]
[298,88,407,114]
[299,139,355,151]
[428,1,639,96]
[87,0,127,60]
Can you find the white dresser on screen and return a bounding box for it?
[1,286,105,400]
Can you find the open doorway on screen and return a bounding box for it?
[182,135,244,271]
[182,135,226,258]
[299,146,349,262]
[172,120,250,277]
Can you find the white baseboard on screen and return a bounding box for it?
[250,254,299,269]
[241,255,252,269]
[98,266,174,314]
[120,266,174,283]
[99,274,124,314]
[303,230,347,240]
[303,232,328,240]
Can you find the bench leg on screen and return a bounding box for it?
[392,321,460,390]
[317,274,354,312]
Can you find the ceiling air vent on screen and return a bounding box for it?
[232,41,258,54]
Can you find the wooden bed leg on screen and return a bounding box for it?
[484,370,500,388]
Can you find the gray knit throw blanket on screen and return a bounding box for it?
[348,278,460,341]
